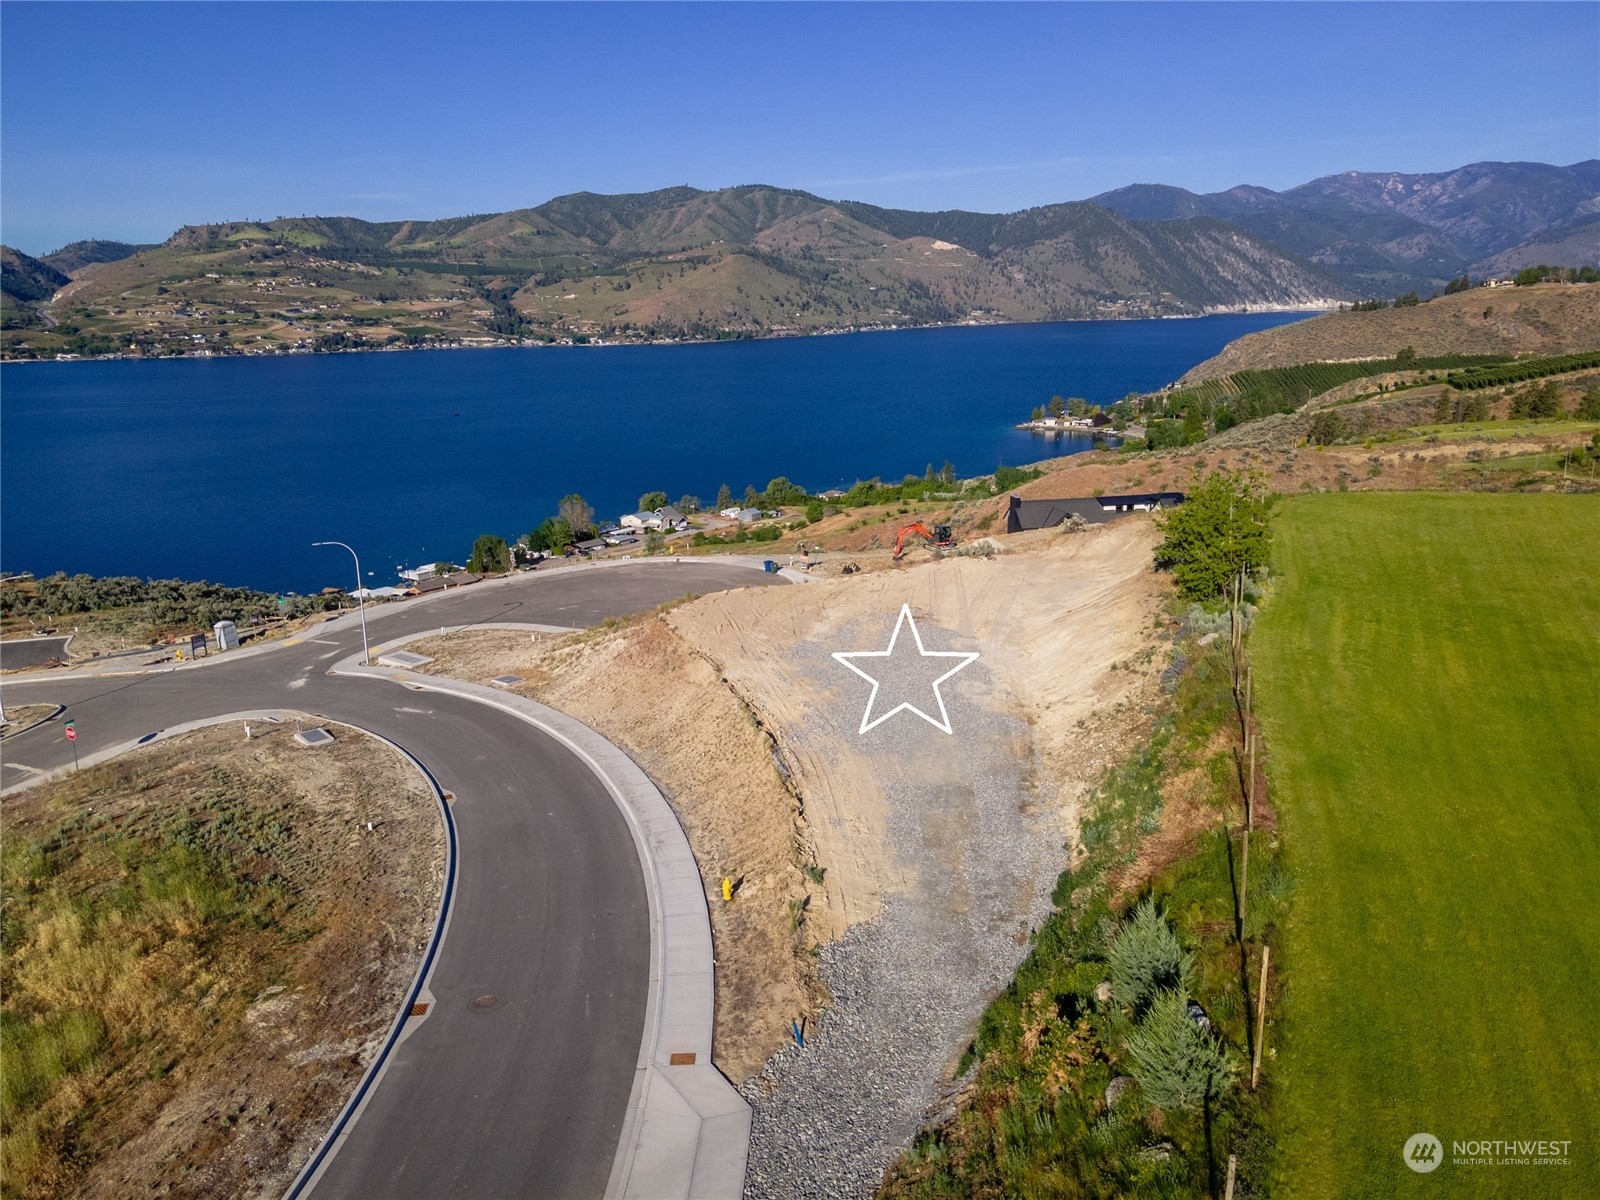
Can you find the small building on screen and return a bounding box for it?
[1096,491,1185,513]
[408,571,481,596]
[727,507,763,524]
[620,512,654,530]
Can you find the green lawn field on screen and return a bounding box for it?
[1253,494,1600,1197]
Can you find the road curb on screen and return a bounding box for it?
[330,652,752,1198]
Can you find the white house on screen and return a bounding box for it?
[623,507,690,532]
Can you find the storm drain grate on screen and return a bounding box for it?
[668,1052,696,1066]
[410,1002,430,1017]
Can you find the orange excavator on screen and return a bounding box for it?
[892,522,954,560]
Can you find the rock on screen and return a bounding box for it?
[1094,980,1114,1005]
[1197,631,1217,646]
[1105,1075,1136,1108]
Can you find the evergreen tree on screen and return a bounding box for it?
[716,483,734,511]
[1124,991,1236,1113]
[1107,898,1194,1015]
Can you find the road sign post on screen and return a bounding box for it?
[64,718,79,771]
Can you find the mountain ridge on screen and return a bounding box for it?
[5,160,1594,359]
[1094,159,1599,292]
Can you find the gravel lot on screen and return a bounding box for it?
[740,627,1065,1198]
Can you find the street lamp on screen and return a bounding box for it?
[313,540,370,663]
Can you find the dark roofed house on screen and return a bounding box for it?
[1006,491,1185,533]
[1006,496,1118,533]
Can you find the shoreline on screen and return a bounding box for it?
[0,306,1328,365]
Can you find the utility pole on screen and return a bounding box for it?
[313,541,371,663]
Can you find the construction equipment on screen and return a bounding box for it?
[892,522,954,560]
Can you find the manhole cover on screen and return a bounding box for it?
[471,994,499,1011]
[410,1001,430,1017]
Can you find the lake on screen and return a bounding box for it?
[2,313,1307,592]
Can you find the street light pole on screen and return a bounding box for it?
[313,540,370,663]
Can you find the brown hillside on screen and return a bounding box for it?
[1181,282,1600,381]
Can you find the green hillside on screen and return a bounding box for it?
[1253,494,1600,1196]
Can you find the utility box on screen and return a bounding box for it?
[213,620,239,651]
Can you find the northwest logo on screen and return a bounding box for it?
[1404,1132,1443,1173]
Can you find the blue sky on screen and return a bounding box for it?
[2,2,1596,254]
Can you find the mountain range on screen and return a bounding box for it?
[2,160,1595,355]
[1094,160,1600,293]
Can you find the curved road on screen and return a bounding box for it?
[0,562,785,1198]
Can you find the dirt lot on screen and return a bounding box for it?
[0,720,444,1200]
[408,518,1168,1085]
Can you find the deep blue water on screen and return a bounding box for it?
[2,314,1307,592]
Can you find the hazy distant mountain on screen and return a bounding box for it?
[1468,213,1600,278]
[1095,160,1600,295]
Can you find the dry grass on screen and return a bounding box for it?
[0,722,443,1199]
[1182,282,1600,380]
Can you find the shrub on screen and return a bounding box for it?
[1107,899,1193,1015]
[1124,991,1236,1112]
[1308,410,1347,446]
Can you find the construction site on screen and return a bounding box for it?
[406,508,1171,1194]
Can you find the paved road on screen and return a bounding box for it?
[1,561,784,1198]
[0,635,71,670]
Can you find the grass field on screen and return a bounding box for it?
[1253,494,1600,1196]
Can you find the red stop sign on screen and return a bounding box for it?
[65,724,76,742]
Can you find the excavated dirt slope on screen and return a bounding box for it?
[410,519,1168,1192]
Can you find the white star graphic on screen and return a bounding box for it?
[831,604,980,735]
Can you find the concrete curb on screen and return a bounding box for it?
[0,702,66,742]
[329,650,751,1198]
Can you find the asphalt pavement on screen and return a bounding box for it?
[0,561,785,1198]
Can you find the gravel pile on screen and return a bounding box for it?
[741,649,1065,1198]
